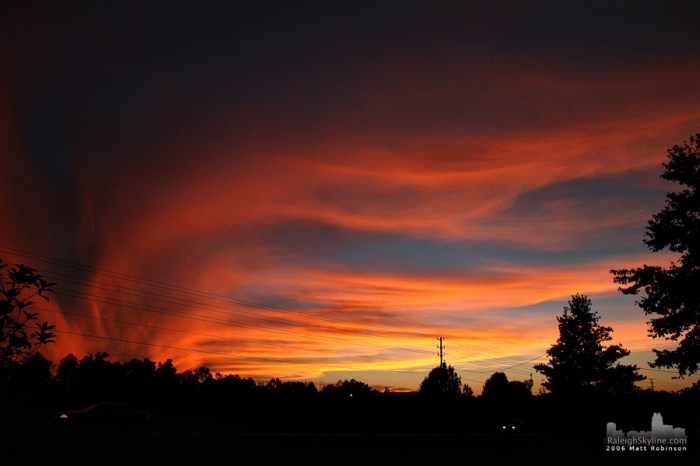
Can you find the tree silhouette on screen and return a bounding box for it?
[55,353,80,391]
[1,261,56,376]
[462,383,474,397]
[419,363,462,397]
[77,352,128,403]
[11,352,53,402]
[505,380,532,400]
[534,294,644,396]
[322,379,373,398]
[181,366,212,387]
[611,133,700,376]
[481,372,509,398]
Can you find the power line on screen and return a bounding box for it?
[0,249,433,357]
[1,245,556,374]
[42,306,431,367]
[638,367,683,375]
[35,306,334,355]
[55,330,375,370]
[448,341,534,363]
[53,329,439,378]
[456,353,547,374]
[50,289,433,356]
[1,245,540,362]
[1,245,437,341]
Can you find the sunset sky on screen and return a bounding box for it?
[2,2,699,393]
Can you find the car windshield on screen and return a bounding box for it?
[86,403,131,414]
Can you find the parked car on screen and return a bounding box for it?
[55,402,150,429]
[502,418,527,434]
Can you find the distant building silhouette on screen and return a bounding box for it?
[607,413,686,440]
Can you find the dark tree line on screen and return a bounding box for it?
[1,348,386,431]
[2,348,698,435]
[49,351,366,409]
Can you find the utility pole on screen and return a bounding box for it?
[650,378,654,391]
[437,337,445,367]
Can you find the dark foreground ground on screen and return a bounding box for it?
[5,429,697,465]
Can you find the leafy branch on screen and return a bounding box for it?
[0,260,57,371]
